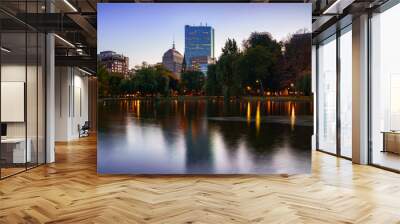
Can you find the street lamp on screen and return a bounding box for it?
[290,83,295,95]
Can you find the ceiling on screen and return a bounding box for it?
[0,0,392,72]
[0,0,97,73]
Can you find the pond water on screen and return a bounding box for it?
[98,98,313,174]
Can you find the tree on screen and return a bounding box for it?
[216,38,241,98]
[295,72,311,96]
[155,64,172,96]
[134,67,158,95]
[244,32,281,54]
[132,64,176,96]
[180,71,205,95]
[108,74,123,97]
[205,64,221,96]
[118,79,131,95]
[236,32,282,94]
[222,38,239,55]
[97,65,110,98]
[156,75,170,96]
[280,30,311,89]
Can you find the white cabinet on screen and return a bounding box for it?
[1,138,31,163]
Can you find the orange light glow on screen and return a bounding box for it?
[256,101,261,134]
[290,103,296,131]
[247,102,251,125]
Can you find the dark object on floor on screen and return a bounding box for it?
[79,121,90,138]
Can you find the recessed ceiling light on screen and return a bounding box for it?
[78,67,93,76]
[1,47,11,53]
[322,0,355,15]
[54,34,75,48]
[63,0,78,12]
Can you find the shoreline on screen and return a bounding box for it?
[99,95,313,102]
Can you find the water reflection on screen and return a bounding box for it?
[98,98,313,174]
[256,101,261,134]
[247,102,251,126]
[291,102,296,131]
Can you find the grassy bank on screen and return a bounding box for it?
[100,95,313,102]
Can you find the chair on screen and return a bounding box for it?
[78,121,90,138]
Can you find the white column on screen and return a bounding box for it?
[352,14,369,164]
[46,33,55,163]
[55,67,73,141]
[312,45,317,150]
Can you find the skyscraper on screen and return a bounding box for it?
[190,56,216,74]
[162,41,184,78]
[184,24,215,69]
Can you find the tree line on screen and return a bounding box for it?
[98,30,311,98]
[98,63,205,98]
[206,30,311,97]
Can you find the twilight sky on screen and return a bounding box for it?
[98,3,311,68]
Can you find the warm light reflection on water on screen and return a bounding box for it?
[247,102,251,125]
[183,101,186,116]
[291,103,296,131]
[98,98,313,174]
[256,101,261,134]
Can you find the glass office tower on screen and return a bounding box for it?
[184,25,215,67]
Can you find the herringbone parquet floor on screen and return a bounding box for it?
[1,135,400,224]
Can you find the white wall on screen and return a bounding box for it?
[55,67,89,141]
[55,66,70,141]
[72,72,89,138]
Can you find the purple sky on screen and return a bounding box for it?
[98,3,311,68]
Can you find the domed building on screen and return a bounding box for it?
[162,42,184,79]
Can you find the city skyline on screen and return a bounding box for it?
[98,3,311,68]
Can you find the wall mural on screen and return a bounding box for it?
[97,3,312,174]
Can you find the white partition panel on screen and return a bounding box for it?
[1,82,25,122]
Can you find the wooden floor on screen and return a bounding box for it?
[1,135,400,223]
[373,151,400,171]
[1,167,26,178]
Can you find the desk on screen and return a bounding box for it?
[1,138,31,163]
[382,131,400,154]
